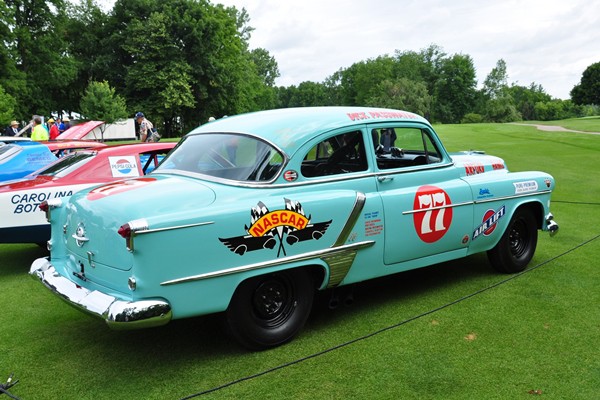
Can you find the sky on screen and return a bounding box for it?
[99,0,600,99]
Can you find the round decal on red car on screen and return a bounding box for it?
[87,177,156,201]
[413,185,452,243]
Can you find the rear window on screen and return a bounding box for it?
[156,133,284,182]
[36,152,95,177]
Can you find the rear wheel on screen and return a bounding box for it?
[487,207,538,273]
[225,269,314,350]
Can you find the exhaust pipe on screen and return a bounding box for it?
[328,294,340,309]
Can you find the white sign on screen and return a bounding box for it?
[513,180,538,194]
[108,156,139,178]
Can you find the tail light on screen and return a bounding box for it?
[118,219,149,252]
[40,198,62,222]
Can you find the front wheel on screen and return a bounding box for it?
[487,207,538,273]
[225,269,314,350]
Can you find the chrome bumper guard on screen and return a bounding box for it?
[29,257,172,330]
[545,213,559,237]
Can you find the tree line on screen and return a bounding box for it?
[1,0,598,137]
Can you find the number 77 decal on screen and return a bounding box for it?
[412,185,453,243]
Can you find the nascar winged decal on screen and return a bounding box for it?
[220,198,332,257]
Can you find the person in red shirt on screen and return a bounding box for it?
[48,118,60,140]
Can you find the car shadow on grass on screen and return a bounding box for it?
[30,253,500,361]
[307,253,499,332]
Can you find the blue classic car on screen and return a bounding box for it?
[31,107,558,349]
[0,141,57,182]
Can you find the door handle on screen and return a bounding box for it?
[377,176,394,182]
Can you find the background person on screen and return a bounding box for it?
[31,117,49,141]
[135,112,157,142]
[48,118,60,140]
[59,117,70,133]
[4,121,19,136]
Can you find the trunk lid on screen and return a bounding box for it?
[63,175,216,273]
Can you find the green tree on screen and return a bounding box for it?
[482,59,509,99]
[433,54,477,123]
[0,2,27,122]
[249,48,280,87]
[484,96,521,122]
[122,10,196,134]
[5,0,78,118]
[0,86,17,126]
[366,78,432,116]
[479,59,520,122]
[100,0,267,133]
[287,81,329,107]
[63,0,110,114]
[79,80,128,141]
[506,83,551,120]
[395,44,447,95]
[571,61,600,105]
[337,56,396,105]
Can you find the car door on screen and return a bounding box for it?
[370,124,474,265]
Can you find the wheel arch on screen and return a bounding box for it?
[225,262,329,308]
[514,200,544,230]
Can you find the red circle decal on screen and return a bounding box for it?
[482,209,497,236]
[413,185,452,243]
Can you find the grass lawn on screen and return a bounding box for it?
[515,116,600,132]
[1,119,599,399]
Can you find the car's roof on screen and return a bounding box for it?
[190,107,430,153]
[0,136,31,143]
[3,140,46,148]
[76,141,176,156]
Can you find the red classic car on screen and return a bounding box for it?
[0,142,176,244]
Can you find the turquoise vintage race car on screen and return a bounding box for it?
[30,107,558,349]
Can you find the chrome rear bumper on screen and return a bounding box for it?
[29,257,172,329]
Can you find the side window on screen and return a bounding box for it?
[372,127,442,170]
[301,130,367,177]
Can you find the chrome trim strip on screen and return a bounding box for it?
[136,221,214,235]
[159,162,455,189]
[402,201,474,215]
[334,192,367,246]
[376,162,454,176]
[160,240,375,286]
[474,190,553,204]
[29,257,172,330]
[129,218,149,232]
[128,221,213,252]
[401,190,553,215]
[158,169,375,188]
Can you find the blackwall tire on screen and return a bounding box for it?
[225,269,314,350]
[487,207,538,273]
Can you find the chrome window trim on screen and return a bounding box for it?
[156,161,455,189]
